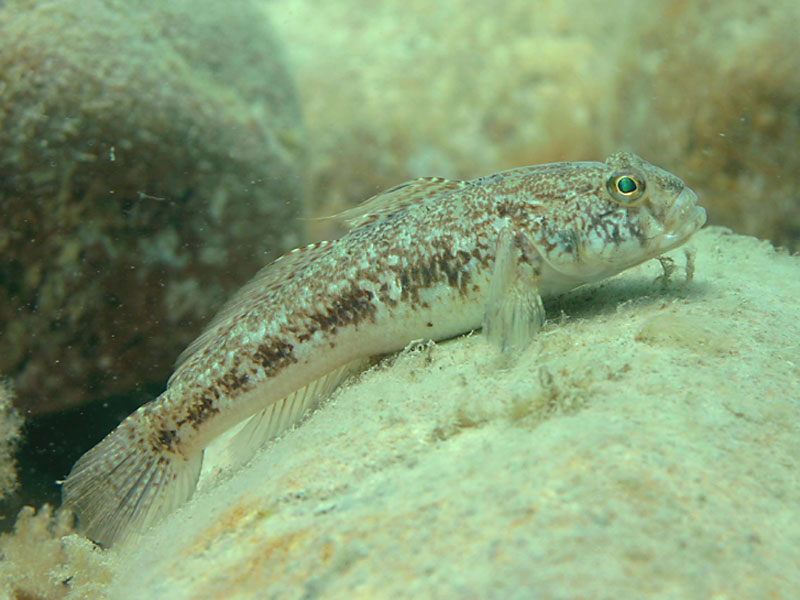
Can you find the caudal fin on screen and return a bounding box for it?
[61,418,202,547]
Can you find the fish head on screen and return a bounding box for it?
[531,152,706,290]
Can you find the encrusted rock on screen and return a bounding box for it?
[0,0,306,414]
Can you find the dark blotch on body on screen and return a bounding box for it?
[153,428,179,452]
[253,339,298,377]
[307,285,378,333]
[397,247,476,303]
[177,395,221,430]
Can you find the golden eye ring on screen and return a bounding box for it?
[607,171,646,206]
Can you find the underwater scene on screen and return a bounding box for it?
[1,0,798,598]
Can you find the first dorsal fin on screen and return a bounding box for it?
[171,241,334,383]
[468,161,581,188]
[325,176,469,230]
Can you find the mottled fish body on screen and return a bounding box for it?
[62,152,706,546]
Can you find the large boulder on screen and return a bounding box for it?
[0,0,306,414]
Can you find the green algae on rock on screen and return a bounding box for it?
[0,379,22,501]
[0,0,306,415]
[0,505,112,600]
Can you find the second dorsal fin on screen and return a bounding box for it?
[328,176,469,230]
[171,241,334,383]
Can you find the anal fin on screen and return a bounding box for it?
[226,359,368,468]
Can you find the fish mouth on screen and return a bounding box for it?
[657,187,706,249]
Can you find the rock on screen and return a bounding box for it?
[0,379,22,501]
[0,0,306,415]
[266,0,800,250]
[613,1,800,250]
[87,227,800,598]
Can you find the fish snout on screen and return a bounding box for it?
[665,187,706,238]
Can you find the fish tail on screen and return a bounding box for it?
[61,414,202,547]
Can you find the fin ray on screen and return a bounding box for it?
[323,163,584,232]
[484,228,545,353]
[323,177,468,230]
[227,360,366,468]
[61,419,202,547]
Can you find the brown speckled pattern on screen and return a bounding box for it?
[62,152,705,546]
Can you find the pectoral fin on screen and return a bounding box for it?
[483,228,545,353]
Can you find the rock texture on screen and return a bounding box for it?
[89,227,798,599]
[266,0,800,249]
[0,380,22,501]
[613,2,800,250]
[0,0,305,415]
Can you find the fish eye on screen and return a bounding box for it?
[607,172,646,206]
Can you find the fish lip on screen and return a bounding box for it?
[690,205,707,230]
[666,188,704,227]
[658,188,706,248]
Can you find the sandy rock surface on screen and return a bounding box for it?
[101,227,800,599]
